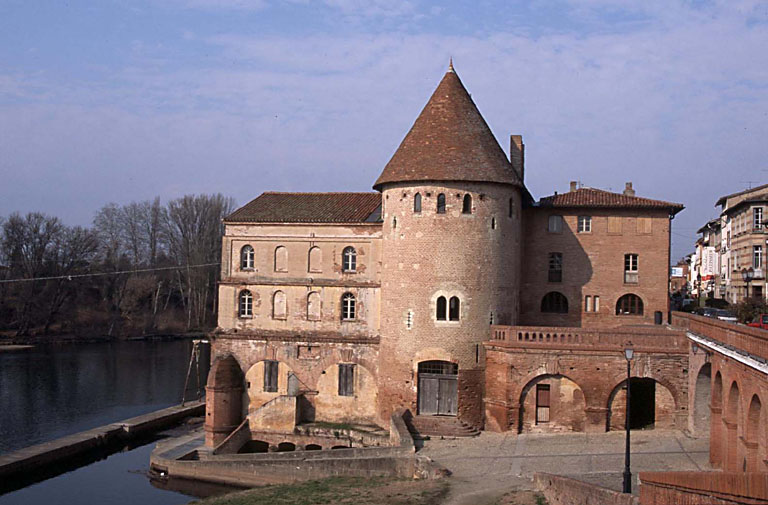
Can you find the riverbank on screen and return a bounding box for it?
[0,402,205,495]
[0,345,34,352]
[0,331,210,345]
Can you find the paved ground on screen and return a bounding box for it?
[418,429,711,505]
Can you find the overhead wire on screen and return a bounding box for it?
[0,262,221,284]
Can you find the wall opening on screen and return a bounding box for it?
[238,440,269,454]
[608,378,673,431]
[417,361,458,416]
[693,363,712,436]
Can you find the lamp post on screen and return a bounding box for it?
[742,267,754,300]
[623,346,634,494]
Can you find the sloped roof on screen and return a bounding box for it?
[538,187,684,214]
[715,182,768,207]
[225,192,382,224]
[373,66,520,190]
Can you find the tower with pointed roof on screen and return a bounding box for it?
[374,64,524,424]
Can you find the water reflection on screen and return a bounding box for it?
[0,340,209,454]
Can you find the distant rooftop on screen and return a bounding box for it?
[715,182,768,207]
[538,185,684,215]
[225,192,382,224]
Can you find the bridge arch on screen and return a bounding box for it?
[518,374,587,434]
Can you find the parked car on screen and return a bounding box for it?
[712,309,738,323]
[748,314,768,330]
[694,307,718,317]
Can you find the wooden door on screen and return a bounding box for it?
[418,376,440,415]
[438,377,458,415]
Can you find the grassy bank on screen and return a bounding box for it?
[190,477,449,505]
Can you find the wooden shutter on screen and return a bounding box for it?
[264,360,278,392]
[338,364,355,396]
[607,217,622,235]
[637,217,652,235]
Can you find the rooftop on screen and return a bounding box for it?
[715,182,768,207]
[224,192,382,224]
[538,187,684,214]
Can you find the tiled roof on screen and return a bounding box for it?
[715,182,768,207]
[373,67,520,190]
[538,187,684,214]
[225,192,382,224]
[722,194,768,215]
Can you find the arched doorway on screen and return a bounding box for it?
[693,363,712,436]
[608,378,675,431]
[417,361,458,416]
[518,374,586,433]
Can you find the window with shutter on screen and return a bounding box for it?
[264,360,278,392]
[536,384,550,424]
[608,216,622,235]
[338,364,355,396]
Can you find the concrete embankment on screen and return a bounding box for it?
[0,401,204,481]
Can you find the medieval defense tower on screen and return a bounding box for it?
[374,64,524,426]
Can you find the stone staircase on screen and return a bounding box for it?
[405,415,480,439]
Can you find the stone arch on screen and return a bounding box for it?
[518,374,587,434]
[314,362,378,424]
[725,380,741,471]
[277,442,296,452]
[746,394,763,471]
[238,440,269,454]
[711,371,724,467]
[244,359,297,415]
[204,355,244,447]
[305,444,322,451]
[607,377,675,431]
[308,246,322,273]
[693,363,712,436]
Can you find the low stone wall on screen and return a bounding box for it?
[639,471,768,505]
[534,473,638,505]
[151,410,432,488]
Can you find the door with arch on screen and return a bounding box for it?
[418,361,458,416]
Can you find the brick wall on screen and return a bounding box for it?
[534,473,638,505]
[521,208,671,328]
[639,472,768,505]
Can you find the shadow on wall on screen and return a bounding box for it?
[520,211,593,327]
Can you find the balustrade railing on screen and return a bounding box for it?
[489,324,686,351]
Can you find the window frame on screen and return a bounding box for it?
[263,360,278,393]
[548,215,563,233]
[436,296,447,321]
[338,364,355,397]
[616,294,644,315]
[342,246,357,273]
[341,292,356,321]
[755,245,763,270]
[462,194,472,214]
[414,193,422,213]
[437,193,446,214]
[541,291,568,313]
[577,216,592,233]
[755,207,764,231]
[624,253,639,284]
[241,245,255,270]
[449,296,460,321]
[238,290,253,318]
[548,252,563,283]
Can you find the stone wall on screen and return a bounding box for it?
[638,472,768,505]
[533,473,638,505]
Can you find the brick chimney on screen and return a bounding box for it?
[510,135,524,183]
[570,181,578,192]
[623,182,635,197]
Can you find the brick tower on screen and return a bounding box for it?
[374,63,523,427]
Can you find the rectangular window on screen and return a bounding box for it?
[755,245,764,270]
[637,217,652,235]
[756,208,764,230]
[548,252,563,283]
[338,364,355,397]
[536,384,550,424]
[594,296,600,312]
[585,295,592,312]
[577,216,591,233]
[727,230,731,249]
[607,216,622,235]
[624,254,638,284]
[548,215,562,233]
[264,360,278,393]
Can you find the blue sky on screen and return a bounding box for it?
[1,0,768,260]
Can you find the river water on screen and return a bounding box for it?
[0,340,211,505]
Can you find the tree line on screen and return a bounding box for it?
[0,194,235,339]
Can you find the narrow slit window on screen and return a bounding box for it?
[449,296,460,321]
[437,194,446,214]
[462,194,472,214]
[436,296,447,321]
[414,193,422,213]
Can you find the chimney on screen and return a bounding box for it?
[623,182,635,197]
[510,135,524,182]
[570,181,578,192]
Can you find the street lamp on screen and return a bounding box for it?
[623,346,634,494]
[742,267,754,300]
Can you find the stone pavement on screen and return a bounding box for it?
[418,429,711,505]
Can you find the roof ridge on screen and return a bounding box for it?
[262,191,379,195]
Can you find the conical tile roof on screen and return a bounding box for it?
[374,67,520,190]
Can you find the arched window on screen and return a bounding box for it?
[509,197,514,218]
[272,290,287,319]
[341,293,356,320]
[274,246,288,272]
[436,296,447,320]
[307,291,321,321]
[241,245,255,270]
[449,296,460,321]
[308,246,322,273]
[616,294,644,315]
[239,290,253,317]
[437,193,446,214]
[414,193,422,213]
[342,246,356,272]
[462,194,472,214]
[541,292,568,313]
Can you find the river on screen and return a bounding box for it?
[0,340,212,505]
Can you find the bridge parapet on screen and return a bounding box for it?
[489,324,687,353]
[671,311,768,360]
